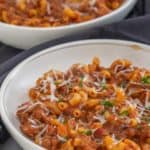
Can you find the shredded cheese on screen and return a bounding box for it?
[59,78,72,87]
[93,115,106,125]
[23,102,42,113]
[37,125,48,138]
[89,0,96,6]
[57,135,67,142]
[17,102,31,111]
[47,77,58,102]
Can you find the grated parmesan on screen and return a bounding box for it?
[23,102,43,113]
[89,0,96,6]
[47,77,58,102]
[57,135,67,142]
[93,115,106,125]
[37,125,48,138]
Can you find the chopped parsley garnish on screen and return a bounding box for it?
[137,125,142,129]
[64,136,68,139]
[57,99,63,102]
[120,81,126,89]
[141,76,150,84]
[68,84,73,89]
[79,76,84,87]
[62,119,67,124]
[55,80,61,85]
[81,129,92,136]
[120,110,129,116]
[102,100,114,107]
[61,136,68,142]
[101,83,107,90]
[142,116,150,122]
[145,106,150,110]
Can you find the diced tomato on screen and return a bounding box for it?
[94,128,107,138]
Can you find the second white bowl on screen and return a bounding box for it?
[0,0,137,49]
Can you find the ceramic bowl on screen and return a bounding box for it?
[0,0,137,49]
[0,39,150,149]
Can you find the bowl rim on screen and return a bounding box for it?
[0,39,149,149]
[0,0,137,31]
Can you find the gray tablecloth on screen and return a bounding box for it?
[1,139,21,150]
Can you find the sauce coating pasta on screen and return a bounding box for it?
[17,57,150,150]
[0,0,124,27]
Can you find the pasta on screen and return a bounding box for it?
[17,57,150,150]
[0,0,124,27]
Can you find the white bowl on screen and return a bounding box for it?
[0,0,137,50]
[0,39,150,150]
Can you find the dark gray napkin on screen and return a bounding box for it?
[1,14,150,84]
[0,0,150,144]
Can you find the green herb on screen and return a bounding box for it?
[57,99,63,102]
[142,116,150,122]
[120,110,129,116]
[101,83,107,90]
[62,136,68,142]
[141,76,150,84]
[55,80,60,86]
[102,100,114,107]
[79,76,84,87]
[64,136,69,140]
[120,81,126,89]
[136,125,142,129]
[81,129,92,136]
[68,84,73,89]
[62,119,67,124]
[145,106,150,110]
[85,130,92,136]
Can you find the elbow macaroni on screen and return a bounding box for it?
[0,0,124,27]
[17,57,150,150]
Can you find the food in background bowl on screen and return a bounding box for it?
[0,0,124,27]
[0,0,137,49]
[16,57,150,150]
